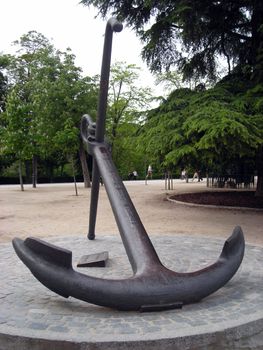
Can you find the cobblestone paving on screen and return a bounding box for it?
[1,234,263,343]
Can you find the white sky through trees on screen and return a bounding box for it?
[0,0,164,97]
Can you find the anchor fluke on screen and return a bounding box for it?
[24,237,72,268]
[13,237,72,298]
[12,227,244,311]
[220,225,244,259]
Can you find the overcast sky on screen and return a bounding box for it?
[0,0,163,96]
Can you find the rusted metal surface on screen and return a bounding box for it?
[12,18,245,312]
[87,18,122,240]
[12,227,245,311]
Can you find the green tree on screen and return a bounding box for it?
[0,55,14,177]
[154,71,183,96]
[81,0,263,81]
[3,84,40,188]
[106,61,152,171]
[82,1,263,195]
[1,31,98,188]
[2,88,34,189]
[0,54,10,112]
[31,48,98,187]
[1,32,57,187]
[139,76,263,195]
[111,122,145,178]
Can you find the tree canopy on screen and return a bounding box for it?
[0,32,151,184]
[0,55,9,113]
[81,0,263,82]
[138,71,263,193]
[82,0,263,195]
[0,31,98,187]
[106,61,152,173]
[1,9,262,196]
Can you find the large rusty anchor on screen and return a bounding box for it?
[12,18,245,312]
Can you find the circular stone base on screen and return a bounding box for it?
[1,235,263,350]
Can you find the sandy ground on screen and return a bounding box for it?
[0,179,262,246]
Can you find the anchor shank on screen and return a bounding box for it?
[92,143,161,274]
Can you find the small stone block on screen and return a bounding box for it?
[77,251,109,267]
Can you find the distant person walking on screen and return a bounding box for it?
[133,170,138,180]
[191,170,203,182]
[192,170,199,181]
[181,168,189,183]
[128,170,138,180]
[146,165,152,179]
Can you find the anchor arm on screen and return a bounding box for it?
[12,227,244,311]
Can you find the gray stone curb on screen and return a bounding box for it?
[1,235,263,349]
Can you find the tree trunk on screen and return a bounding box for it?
[18,159,24,192]
[79,142,91,188]
[255,147,263,197]
[32,155,38,188]
[48,165,54,183]
[71,157,78,196]
[256,174,263,197]
[24,160,31,184]
[60,164,64,177]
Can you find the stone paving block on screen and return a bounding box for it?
[1,235,263,349]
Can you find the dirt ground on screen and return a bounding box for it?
[0,180,262,246]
